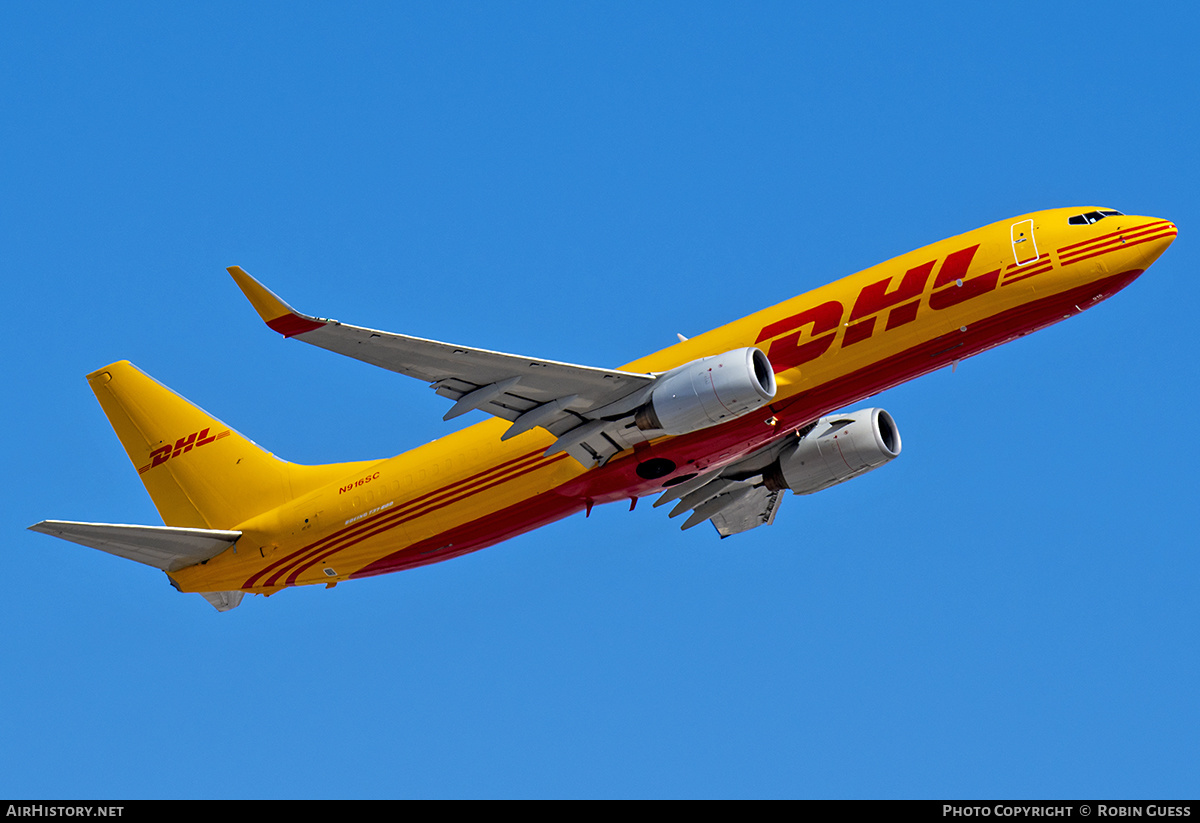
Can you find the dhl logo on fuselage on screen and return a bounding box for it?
[137,427,230,474]
[755,244,999,372]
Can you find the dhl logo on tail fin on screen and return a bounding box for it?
[88,361,374,530]
[137,427,231,474]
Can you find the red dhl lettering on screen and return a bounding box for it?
[843,259,935,347]
[754,300,842,373]
[756,245,1001,372]
[929,245,999,309]
[137,427,230,474]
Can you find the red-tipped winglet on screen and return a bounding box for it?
[227,267,328,338]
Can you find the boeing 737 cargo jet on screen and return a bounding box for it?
[30,207,1176,610]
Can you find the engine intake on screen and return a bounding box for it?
[765,408,901,495]
[634,347,776,436]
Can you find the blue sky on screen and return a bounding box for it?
[3,2,1198,799]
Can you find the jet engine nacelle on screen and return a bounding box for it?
[634,347,777,436]
[765,408,901,495]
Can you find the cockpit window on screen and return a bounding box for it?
[1068,209,1125,226]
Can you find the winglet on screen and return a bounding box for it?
[227,266,328,338]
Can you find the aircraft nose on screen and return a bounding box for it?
[1135,217,1177,267]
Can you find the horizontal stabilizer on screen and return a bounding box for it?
[28,520,241,573]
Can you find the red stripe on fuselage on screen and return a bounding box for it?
[350,489,587,578]
[1003,259,1055,286]
[260,450,563,588]
[1057,221,1173,263]
[1056,220,1170,254]
[281,451,569,585]
[242,446,559,589]
[1060,228,1177,268]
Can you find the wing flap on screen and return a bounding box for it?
[708,486,785,537]
[654,431,800,535]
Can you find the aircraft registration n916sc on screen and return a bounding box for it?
[30,207,1176,611]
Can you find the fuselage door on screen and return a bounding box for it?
[1011,219,1040,266]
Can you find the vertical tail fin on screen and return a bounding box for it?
[88,361,371,530]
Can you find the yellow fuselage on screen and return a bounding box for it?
[169,208,1176,595]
